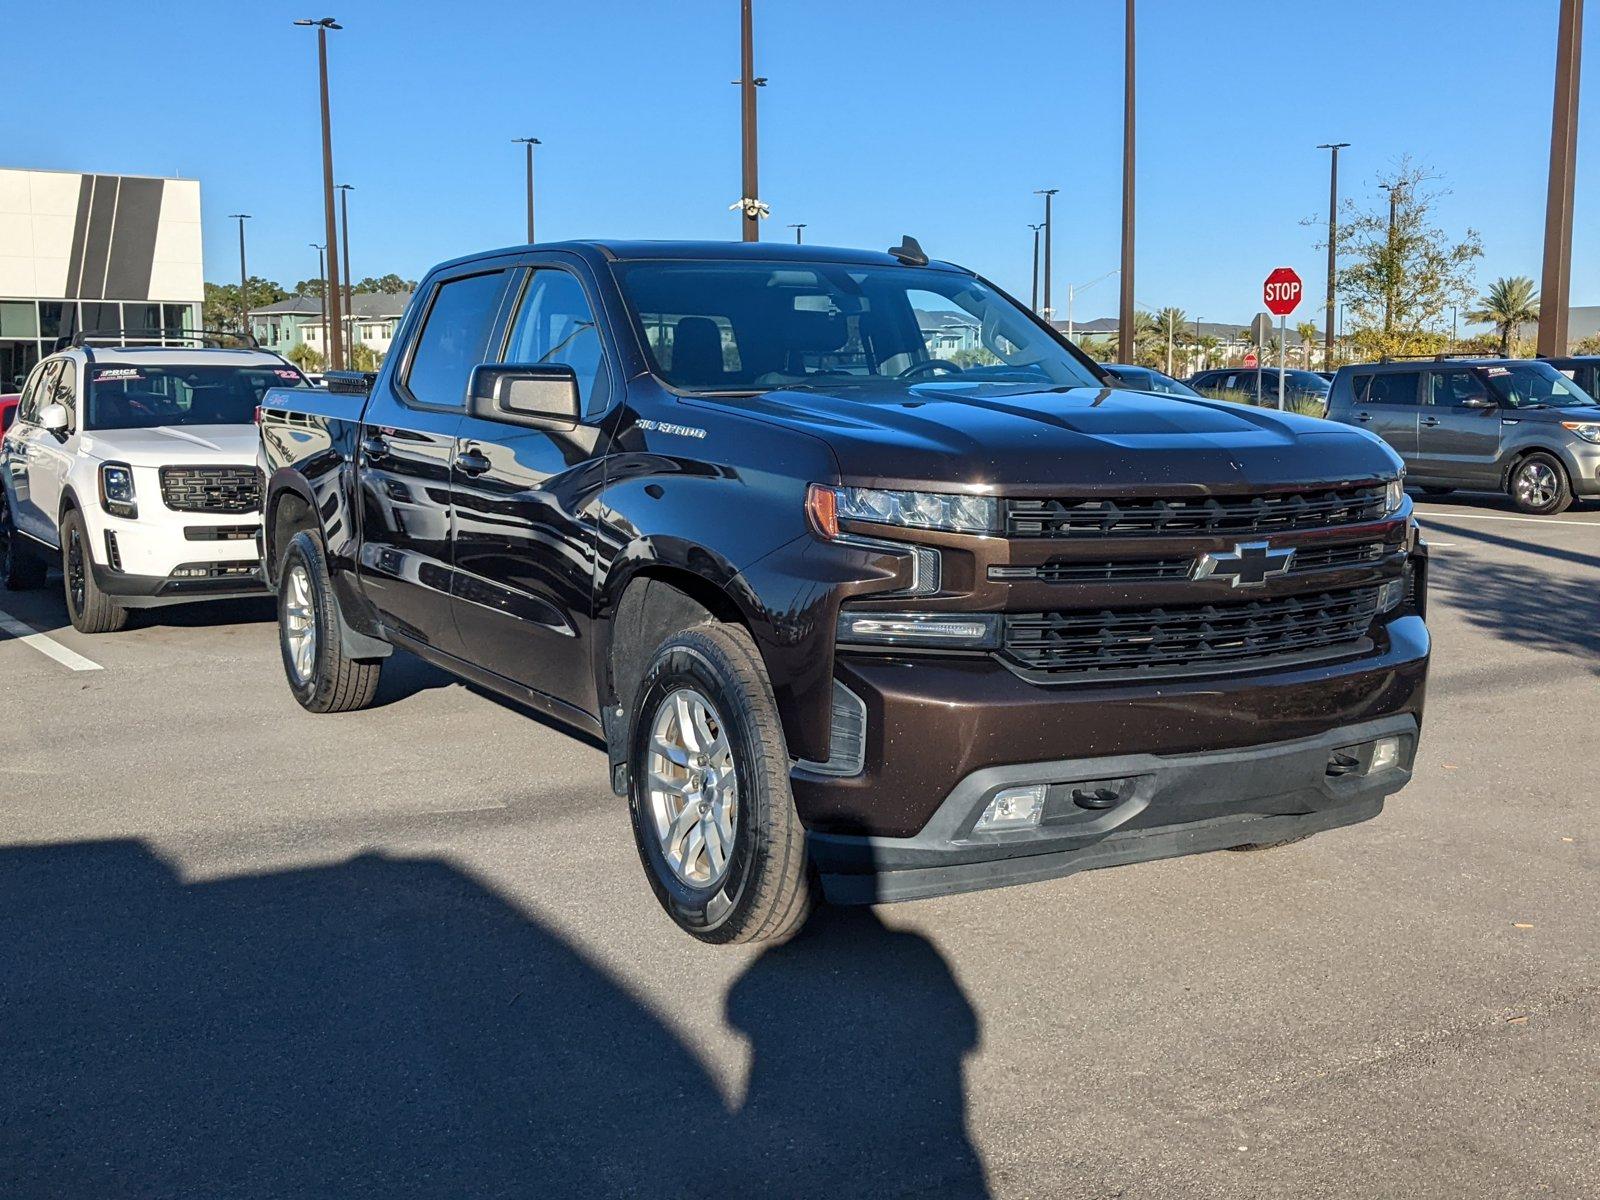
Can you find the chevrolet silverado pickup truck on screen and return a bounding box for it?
[258,238,1430,945]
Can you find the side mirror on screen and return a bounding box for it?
[1461,396,1496,410]
[469,364,580,430]
[39,403,69,434]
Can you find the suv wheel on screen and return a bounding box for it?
[60,509,127,633]
[278,530,382,713]
[628,622,813,945]
[1509,452,1572,515]
[1,490,48,591]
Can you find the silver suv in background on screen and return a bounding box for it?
[1325,358,1600,515]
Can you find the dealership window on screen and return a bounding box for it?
[38,302,78,340]
[0,301,39,338]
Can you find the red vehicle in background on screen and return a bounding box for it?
[0,395,20,436]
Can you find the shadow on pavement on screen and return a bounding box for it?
[0,842,989,1199]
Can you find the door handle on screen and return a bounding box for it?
[1420,417,1441,427]
[456,447,492,476]
[359,434,388,458]
[1354,411,1373,422]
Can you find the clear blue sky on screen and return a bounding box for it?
[5,1,1595,327]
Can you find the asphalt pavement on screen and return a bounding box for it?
[1,489,1596,1199]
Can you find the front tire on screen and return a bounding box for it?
[1,490,48,591]
[278,530,382,713]
[1509,452,1572,515]
[628,622,813,945]
[60,509,127,633]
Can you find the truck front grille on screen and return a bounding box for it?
[990,539,1388,584]
[1004,485,1388,538]
[1003,585,1381,679]
[159,466,261,514]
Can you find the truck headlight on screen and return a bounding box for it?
[837,610,1001,649]
[1561,420,1600,443]
[813,484,998,536]
[99,462,137,519]
[1384,476,1404,515]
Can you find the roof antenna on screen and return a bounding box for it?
[888,235,928,267]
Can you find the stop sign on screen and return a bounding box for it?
[1243,351,1259,367]
[1263,267,1303,316]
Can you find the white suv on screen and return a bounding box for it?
[0,337,306,632]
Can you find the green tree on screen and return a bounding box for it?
[353,274,417,295]
[1332,159,1482,360]
[1295,320,1321,368]
[294,278,327,300]
[349,343,385,372]
[1467,275,1539,357]
[1194,334,1220,373]
[203,276,287,335]
[287,342,325,372]
[1155,307,1188,375]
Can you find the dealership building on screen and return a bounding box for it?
[0,167,203,390]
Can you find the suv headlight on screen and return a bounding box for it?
[99,462,137,519]
[1384,476,1404,515]
[1561,420,1600,444]
[817,485,998,535]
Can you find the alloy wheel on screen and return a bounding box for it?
[66,527,86,612]
[283,563,317,685]
[1515,460,1558,509]
[646,687,739,888]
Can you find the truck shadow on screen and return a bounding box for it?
[0,841,989,1199]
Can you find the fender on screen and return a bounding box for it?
[262,468,318,586]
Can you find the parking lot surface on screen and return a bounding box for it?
[2,491,1597,1199]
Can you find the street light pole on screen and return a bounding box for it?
[789,223,806,244]
[1118,0,1137,363]
[336,183,354,360]
[296,17,345,371]
[1028,223,1044,314]
[1316,142,1349,365]
[513,137,540,242]
[1035,189,1059,321]
[1538,0,1584,357]
[736,0,767,242]
[228,213,251,342]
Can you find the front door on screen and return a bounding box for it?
[1348,369,1422,462]
[4,360,56,541]
[1416,368,1502,485]
[450,261,617,717]
[356,266,514,653]
[27,357,80,541]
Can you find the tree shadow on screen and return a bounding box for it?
[0,841,987,1199]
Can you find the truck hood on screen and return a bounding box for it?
[80,424,259,466]
[715,380,1402,490]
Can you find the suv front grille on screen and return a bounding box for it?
[1003,585,1381,679]
[159,466,261,514]
[1004,485,1388,538]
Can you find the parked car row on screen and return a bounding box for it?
[5,238,1430,947]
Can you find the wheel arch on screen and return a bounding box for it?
[1500,441,1576,491]
[263,471,320,588]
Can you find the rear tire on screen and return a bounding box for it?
[278,530,382,713]
[1508,452,1572,515]
[1,490,48,591]
[628,622,814,945]
[60,509,127,633]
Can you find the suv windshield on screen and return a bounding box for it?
[1481,361,1598,409]
[87,363,304,430]
[613,260,1101,395]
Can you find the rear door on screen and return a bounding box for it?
[1416,367,1501,485]
[356,265,515,653]
[449,257,618,716]
[8,359,62,542]
[1347,370,1421,461]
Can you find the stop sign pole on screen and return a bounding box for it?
[1263,267,1303,409]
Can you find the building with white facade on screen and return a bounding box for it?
[0,168,202,389]
[249,292,412,363]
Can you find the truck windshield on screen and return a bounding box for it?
[87,363,305,430]
[613,260,1102,395]
[1481,362,1598,409]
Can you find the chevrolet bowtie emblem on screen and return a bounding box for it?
[1193,540,1295,587]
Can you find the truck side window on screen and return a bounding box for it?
[504,270,610,416]
[402,270,508,409]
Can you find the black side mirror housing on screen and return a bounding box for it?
[469,364,581,429]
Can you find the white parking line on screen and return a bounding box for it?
[1414,509,1600,528]
[0,607,103,672]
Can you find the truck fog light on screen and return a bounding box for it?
[975,784,1046,832]
[1370,735,1400,773]
[837,610,1000,649]
[1378,579,1405,612]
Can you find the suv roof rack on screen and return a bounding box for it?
[1376,352,1499,363]
[53,328,260,352]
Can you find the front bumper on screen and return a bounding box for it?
[84,508,267,607]
[812,713,1418,903]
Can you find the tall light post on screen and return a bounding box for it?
[1028,223,1044,313]
[1118,0,1137,362]
[336,183,354,359]
[1066,268,1118,343]
[1538,0,1584,356]
[1035,189,1059,321]
[513,137,541,242]
[310,243,326,362]
[789,223,806,244]
[295,16,345,371]
[228,213,251,342]
[1316,142,1349,364]
[734,0,768,241]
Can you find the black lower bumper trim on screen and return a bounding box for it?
[89,561,269,608]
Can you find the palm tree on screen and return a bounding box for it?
[1156,307,1188,375]
[1468,276,1540,356]
[1295,320,1321,369]
[1195,334,1220,372]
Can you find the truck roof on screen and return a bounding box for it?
[431,238,972,275]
